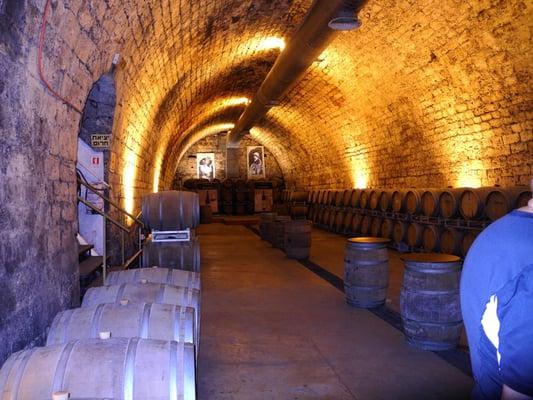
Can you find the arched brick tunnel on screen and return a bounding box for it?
[0,0,532,397]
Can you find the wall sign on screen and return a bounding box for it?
[90,134,111,149]
[91,156,100,165]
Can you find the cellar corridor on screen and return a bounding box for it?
[197,223,472,399]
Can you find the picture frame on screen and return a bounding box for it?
[247,146,265,179]
[196,152,215,180]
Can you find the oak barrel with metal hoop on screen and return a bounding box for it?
[141,190,200,231]
[284,219,312,259]
[106,267,200,290]
[142,239,200,272]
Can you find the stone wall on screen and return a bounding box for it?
[174,134,283,185]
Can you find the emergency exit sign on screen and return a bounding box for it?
[90,134,111,149]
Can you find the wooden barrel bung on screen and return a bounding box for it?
[400,253,463,350]
[284,219,312,259]
[344,237,390,308]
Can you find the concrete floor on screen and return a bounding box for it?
[197,223,472,400]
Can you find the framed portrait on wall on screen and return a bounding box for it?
[197,153,215,180]
[247,146,265,179]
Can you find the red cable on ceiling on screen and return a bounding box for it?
[37,0,83,114]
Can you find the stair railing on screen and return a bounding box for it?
[76,169,144,284]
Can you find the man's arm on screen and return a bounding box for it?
[502,385,533,400]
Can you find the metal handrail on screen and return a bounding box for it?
[77,169,144,283]
[77,175,144,227]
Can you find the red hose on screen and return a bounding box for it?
[38,0,83,114]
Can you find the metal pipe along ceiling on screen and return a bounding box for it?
[226,0,369,146]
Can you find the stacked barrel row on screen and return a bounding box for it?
[259,213,312,260]
[0,191,202,399]
[305,186,531,257]
[276,190,309,219]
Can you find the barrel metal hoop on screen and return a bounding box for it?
[123,337,139,400]
[90,303,107,339]
[346,284,388,290]
[167,268,174,285]
[402,317,463,326]
[344,259,389,266]
[61,308,77,344]
[169,341,179,399]
[178,306,186,342]
[51,340,78,393]
[401,287,459,295]
[10,347,36,398]
[156,284,166,303]
[404,264,461,274]
[140,303,151,338]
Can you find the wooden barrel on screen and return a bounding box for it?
[380,219,394,239]
[462,230,479,256]
[334,210,345,233]
[379,190,393,212]
[106,267,201,290]
[370,217,382,237]
[360,215,372,235]
[369,189,382,210]
[334,190,344,206]
[406,222,423,247]
[391,190,406,213]
[349,189,362,208]
[405,189,423,215]
[484,186,532,221]
[222,202,233,215]
[259,212,277,242]
[328,210,337,231]
[440,227,464,256]
[141,191,200,231]
[308,190,315,204]
[359,190,370,209]
[392,221,408,244]
[422,225,441,252]
[344,237,390,308]
[310,206,320,224]
[459,188,490,220]
[290,204,308,219]
[272,215,291,249]
[342,210,354,233]
[326,190,335,205]
[317,190,325,204]
[351,213,363,234]
[0,338,196,399]
[289,190,308,202]
[400,253,462,350]
[284,220,312,259]
[421,190,441,217]
[341,189,352,206]
[142,239,200,272]
[438,189,462,219]
[200,204,213,224]
[47,302,197,348]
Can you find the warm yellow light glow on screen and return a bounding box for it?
[255,36,286,52]
[176,123,235,164]
[152,157,161,193]
[349,153,369,189]
[456,160,484,188]
[123,148,137,222]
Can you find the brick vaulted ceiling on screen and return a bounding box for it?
[12,0,533,215]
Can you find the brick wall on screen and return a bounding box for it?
[174,133,283,184]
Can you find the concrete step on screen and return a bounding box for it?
[79,256,103,278]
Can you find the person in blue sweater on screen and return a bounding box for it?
[461,180,533,400]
